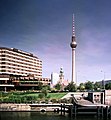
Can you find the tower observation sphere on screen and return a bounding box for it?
[70,36,77,48]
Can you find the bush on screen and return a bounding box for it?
[38,93,45,99]
[51,99,57,103]
[61,98,69,103]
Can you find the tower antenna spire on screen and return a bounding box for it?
[72,14,75,37]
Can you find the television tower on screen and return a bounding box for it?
[70,14,77,83]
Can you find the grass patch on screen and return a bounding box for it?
[0,92,68,100]
[47,92,67,99]
[16,92,67,99]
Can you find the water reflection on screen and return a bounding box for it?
[0,112,104,120]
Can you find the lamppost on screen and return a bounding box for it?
[101,71,105,90]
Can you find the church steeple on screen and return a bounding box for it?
[59,67,64,83]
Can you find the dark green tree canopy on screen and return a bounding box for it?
[105,83,111,90]
[84,81,94,91]
[94,82,102,90]
[65,82,77,92]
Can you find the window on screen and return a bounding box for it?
[1,66,6,68]
[1,70,6,72]
[1,58,5,61]
[1,62,5,64]
[1,55,5,57]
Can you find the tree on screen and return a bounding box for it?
[65,82,77,92]
[43,85,51,91]
[38,86,49,100]
[105,83,111,90]
[94,82,102,91]
[55,83,61,91]
[78,83,85,91]
[38,93,45,99]
[41,87,48,97]
[84,81,94,91]
[37,82,43,90]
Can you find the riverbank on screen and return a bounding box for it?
[0,103,31,111]
[0,103,66,112]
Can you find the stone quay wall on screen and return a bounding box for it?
[0,104,31,111]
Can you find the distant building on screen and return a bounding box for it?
[0,47,51,91]
[51,68,69,90]
[59,67,64,84]
[58,67,69,90]
[51,72,59,85]
[97,79,111,87]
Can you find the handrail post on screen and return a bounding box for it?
[101,106,103,118]
[97,106,100,118]
[61,104,62,116]
[74,105,77,118]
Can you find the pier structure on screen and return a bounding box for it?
[0,102,111,119]
[29,102,111,119]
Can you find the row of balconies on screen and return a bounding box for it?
[0,59,42,68]
[0,49,41,62]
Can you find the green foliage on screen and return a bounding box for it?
[94,82,102,91]
[1,93,38,103]
[0,91,67,103]
[47,93,67,99]
[54,83,61,90]
[38,93,45,99]
[21,96,27,103]
[37,82,43,90]
[51,98,57,103]
[65,82,77,92]
[47,95,51,99]
[0,92,11,97]
[78,83,85,91]
[84,81,94,90]
[61,98,68,103]
[43,85,50,90]
[45,98,49,104]
[105,83,111,89]
[78,81,103,91]
[41,87,48,97]
[38,86,49,99]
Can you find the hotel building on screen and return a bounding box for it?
[0,47,42,78]
[0,47,51,91]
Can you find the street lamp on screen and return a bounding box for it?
[101,71,105,90]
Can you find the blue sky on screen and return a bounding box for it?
[0,0,111,84]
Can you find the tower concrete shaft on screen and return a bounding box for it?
[71,48,76,83]
[70,14,77,84]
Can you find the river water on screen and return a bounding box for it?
[0,112,103,120]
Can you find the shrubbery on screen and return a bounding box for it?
[0,91,68,104]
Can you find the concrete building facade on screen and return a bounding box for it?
[0,47,42,78]
[0,47,51,91]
